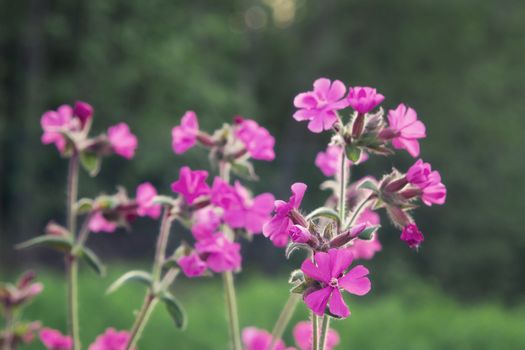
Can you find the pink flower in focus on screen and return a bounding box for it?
[293,321,340,350]
[73,101,93,127]
[289,225,312,244]
[234,117,275,161]
[405,160,447,206]
[223,181,275,234]
[172,111,199,154]
[347,86,385,114]
[400,223,424,249]
[191,207,222,240]
[315,145,367,177]
[135,182,161,219]
[301,248,371,318]
[263,182,307,247]
[242,327,288,350]
[88,328,132,350]
[39,328,73,350]
[387,104,426,157]
[171,166,210,205]
[406,159,432,187]
[107,123,138,159]
[40,105,78,153]
[178,253,207,278]
[195,233,241,273]
[89,212,117,233]
[293,78,349,133]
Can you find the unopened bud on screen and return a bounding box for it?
[289,225,312,243]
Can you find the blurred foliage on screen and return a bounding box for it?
[1,0,525,302]
[4,267,525,349]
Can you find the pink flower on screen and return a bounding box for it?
[178,253,207,278]
[387,104,426,157]
[347,86,385,114]
[107,123,138,159]
[39,328,73,350]
[405,160,446,206]
[289,225,312,243]
[89,212,117,233]
[73,101,93,127]
[293,321,340,350]
[406,159,432,187]
[171,166,210,205]
[88,328,132,350]
[135,182,161,219]
[195,233,241,272]
[210,177,239,209]
[234,117,275,161]
[223,181,275,234]
[293,78,349,133]
[315,145,368,177]
[348,209,382,260]
[301,248,371,318]
[400,223,424,249]
[40,105,79,153]
[242,327,288,350]
[172,111,199,154]
[263,182,307,247]
[191,207,222,240]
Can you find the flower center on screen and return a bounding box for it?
[329,277,339,288]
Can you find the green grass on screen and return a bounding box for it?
[10,266,525,349]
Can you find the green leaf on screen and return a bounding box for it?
[305,207,340,223]
[16,235,73,252]
[357,226,380,240]
[161,291,187,330]
[285,242,310,259]
[345,145,362,162]
[80,151,101,177]
[359,180,378,192]
[76,198,94,214]
[79,246,106,276]
[290,282,308,294]
[106,270,153,294]
[230,161,259,181]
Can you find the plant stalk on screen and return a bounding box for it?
[269,293,301,350]
[125,293,158,350]
[319,316,331,350]
[222,271,242,350]
[312,313,319,350]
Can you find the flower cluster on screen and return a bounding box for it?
[39,327,133,350]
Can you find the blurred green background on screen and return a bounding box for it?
[1,0,525,348]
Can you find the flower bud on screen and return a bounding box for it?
[289,225,312,243]
[73,101,93,126]
[400,223,424,249]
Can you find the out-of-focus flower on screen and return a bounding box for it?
[346,86,384,114]
[73,101,93,127]
[0,271,43,308]
[172,111,199,154]
[89,212,118,233]
[293,78,348,133]
[171,166,210,205]
[293,321,340,350]
[195,233,241,273]
[88,328,132,350]
[178,253,208,278]
[191,207,222,240]
[301,248,371,318]
[234,117,275,161]
[315,145,367,177]
[263,182,307,247]
[386,104,426,157]
[400,223,424,249]
[40,105,79,153]
[135,182,161,219]
[241,327,288,350]
[39,328,73,350]
[107,123,138,159]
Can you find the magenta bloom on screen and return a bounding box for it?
[171,166,210,205]
[387,104,426,157]
[178,253,207,278]
[293,78,349,133]
[263,182,307,247]
[289,225,312,244]
[347,86,385,114]
[223,181,275,234]
[195,233,241,273]
[293,321,340,350]
[88,328,132,350]
[406,160,447,206]
[89,212,117,233]
[242,327,288,350]
[73,101,93,126]
[135,182,161,219]
[210,177,239,209]
[191,207,222,240]
[107,123,138,159]
[301,248,371,318]
[234,118,276,161]
[406,159,432,187]
[172,111,199,154]
[39,328,73,350]
[400,223,424,249]
[40,105,79,153]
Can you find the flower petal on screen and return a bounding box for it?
[329,288,350,318]
[339,265,371,296]
[328,248,353,278]
[304,287,332,316]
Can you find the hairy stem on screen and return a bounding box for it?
[269,293,301,350]
[66,154,80,350]
[152,207,172,282]
[338,149,347,224]
[312,313,319,350]
[125,293,158,350]
[347,195,372,228]
[319,316,331,350]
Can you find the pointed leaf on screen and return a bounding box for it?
[80,151,101,177]
[357,226,380,240]
[345,145,362,162]
[306,207,340,223]
[79,246,106,276]
[161,291,187,330]
[16,235,73,252]
[76,198,94,214]
[359,180,378,192]
[106,270,153,294]
[230,161,259,181]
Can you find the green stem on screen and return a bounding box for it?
[269,293,301,350]
[152,207,172,282]
[312,313,319,350]
[338,149,347,224]
[222,271,242,350]
[66,154,80,350]
[2,309,14,350]
[347,195,372,228]
[319,316,331,350]
[125,293,158,350]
